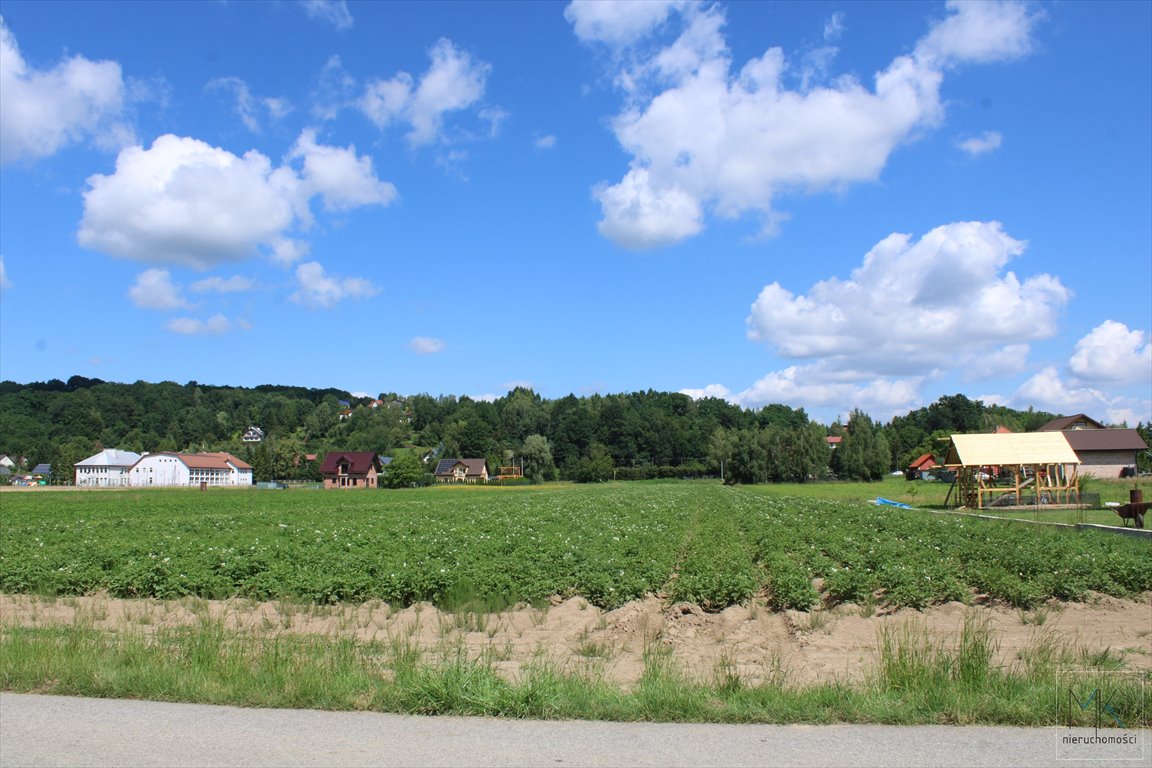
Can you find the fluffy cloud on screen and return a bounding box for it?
[1010,366,1150,426]
[958,130,1003,156]
[128,269,190,310]
[290,261,377,308]
[409,336,446,355]
[0,18,132,164]
[0,256,9,290]
[289,129,397,212]
[1068,320,1152,386]
[683,363,922,418]
[572,1,1040,248]
[915,0,1039,66]
[300,0,354,31]
[565,0,684,46]
[78,132,394,269]
[746,222,1069,377]
[359,38,491,147]
[165,314,235,335]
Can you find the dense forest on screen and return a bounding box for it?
[1,376,1146,484]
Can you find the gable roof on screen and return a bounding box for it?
[434,458,487,477]
[181,452,252,470]
[908,453,938,470]
[1038,414,1106,431]
[944,433,1079,467]
[1059,428,1148,452]
[319,451,380,475]
[75,449,142,468]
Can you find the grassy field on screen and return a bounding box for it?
[2,480,1149,724]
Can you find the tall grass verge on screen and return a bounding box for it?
[3,616,1146,725]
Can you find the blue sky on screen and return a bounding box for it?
[1,0,1149,426]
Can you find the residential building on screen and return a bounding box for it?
[241,426,265,443]
[1037,414,1149,478]
[434,458,489,484]
[319,451,382,489]
[74,449,141,487]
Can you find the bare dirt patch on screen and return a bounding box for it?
[2,592,1148,688]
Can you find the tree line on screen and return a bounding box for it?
[2,376,1145,485]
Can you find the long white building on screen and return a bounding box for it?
[74,449,142,487]
[126,452,254,487]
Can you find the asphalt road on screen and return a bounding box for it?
[1,693,1147,768]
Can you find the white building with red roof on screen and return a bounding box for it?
[126,452,253,487]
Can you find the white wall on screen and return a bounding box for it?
[128,455,190,487]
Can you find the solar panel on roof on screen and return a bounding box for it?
[435,459,456,475]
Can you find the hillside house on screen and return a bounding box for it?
[1037,414,1148,478]
[74,448,141,487]
[127,452,253,487]
[241,426,265,443]
[434,458,489,484]
[320,451,382,489]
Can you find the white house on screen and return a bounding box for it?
[74,448,142,487]
[127,452,254,487]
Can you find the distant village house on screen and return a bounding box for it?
[434,458,489,484]
[320,451,382,489]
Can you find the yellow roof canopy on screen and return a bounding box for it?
[944,433,1079,467]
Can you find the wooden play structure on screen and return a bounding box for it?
[943,433,1081,510]
[495,462,523,481]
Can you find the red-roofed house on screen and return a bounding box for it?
[320,451,383,489]
[127,452,253,487]
[908,453,938,473]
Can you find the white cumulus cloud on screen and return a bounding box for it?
[1068,321,1152,386]
[564,0,684,46]
[359,38,491,147]
[78,132,394,269]
[0,17,132,164]
[289,128,397,212]
[128,268,190,310]
[290,261,378,309]
[573,1,1041,248]
[746,221,1069,377]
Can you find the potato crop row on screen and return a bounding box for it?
[1,484,1147,611]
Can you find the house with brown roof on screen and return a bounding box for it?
[320,451,382,489]
[1037,414,1148,478]
[434,458,489,484]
